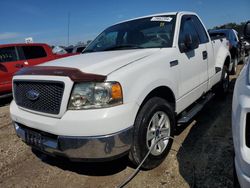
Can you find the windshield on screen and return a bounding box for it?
[84,15,176,53]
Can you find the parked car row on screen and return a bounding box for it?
[0,43,76,98]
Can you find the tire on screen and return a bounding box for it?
[129,97,175,170]
[230,58,237,75]
[216,65,229,97]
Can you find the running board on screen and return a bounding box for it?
[177,92,215,124]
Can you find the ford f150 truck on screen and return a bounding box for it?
[0,43,75,99]
[10,12,231,169]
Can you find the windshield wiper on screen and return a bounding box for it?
[103,44,144,51]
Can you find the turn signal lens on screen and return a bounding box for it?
[111,83,123,100]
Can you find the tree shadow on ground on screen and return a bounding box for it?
[176,78,236,188]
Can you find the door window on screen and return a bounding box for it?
[21,46,47,60]
[179,16,200,48]
[0,47,18,63]
[191,16,209,44]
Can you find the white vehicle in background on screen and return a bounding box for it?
[233,21,250,188]
[10,11,230,169]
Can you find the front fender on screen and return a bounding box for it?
[134,79,177,106]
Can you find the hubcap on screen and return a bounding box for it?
[146,111,170,156]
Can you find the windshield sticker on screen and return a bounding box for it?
[151,17,173,22]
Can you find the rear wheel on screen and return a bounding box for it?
[216,65,229,97]
[129,97,175,170]
[230,57,238,75]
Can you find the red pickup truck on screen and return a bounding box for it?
[0,43,75,98]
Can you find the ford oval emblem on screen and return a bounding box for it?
[26,90,40,101]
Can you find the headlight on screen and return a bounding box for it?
[68,82,123,110]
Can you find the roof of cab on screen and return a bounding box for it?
[114,11,196,25]
[0,43,50,48]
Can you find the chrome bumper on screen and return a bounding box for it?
[14,122,133,161]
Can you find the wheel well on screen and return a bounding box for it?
[230,48,237,60]
[224,56,231,69]
[140,86,176,111]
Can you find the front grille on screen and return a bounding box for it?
[14,80,64,115]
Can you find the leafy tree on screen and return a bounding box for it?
[212,22,247,36]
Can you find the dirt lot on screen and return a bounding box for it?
[0,66,242,188]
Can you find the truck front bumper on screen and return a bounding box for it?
[14,122,133,161]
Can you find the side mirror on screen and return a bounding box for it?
[244,21,250,40]
[179,34,199,53]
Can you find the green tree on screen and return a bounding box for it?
[212,22,246,36]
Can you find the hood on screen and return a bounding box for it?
[40,49,160,75]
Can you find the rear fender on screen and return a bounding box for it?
[215,46,231,70]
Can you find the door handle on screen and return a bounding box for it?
[170,60,179,67]
[15,64,24,68]
[202,51,208,60]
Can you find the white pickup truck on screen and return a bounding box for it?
[10,11,231,169]
[232,21,250,188]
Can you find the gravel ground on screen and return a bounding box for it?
[0,66,242,188]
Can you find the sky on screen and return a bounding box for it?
[0,0,249,46]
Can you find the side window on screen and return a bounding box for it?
[179,16,200,47]
[229,32,234,41]
[76,47,85,53]
[232,31,239,42]
[0,47,18,63]
[99,32,118,48]
[191,16,209,44]
[21,46,47,60]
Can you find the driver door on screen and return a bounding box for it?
[177,16,207,111]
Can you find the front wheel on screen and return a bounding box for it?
[129,97,175,170]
